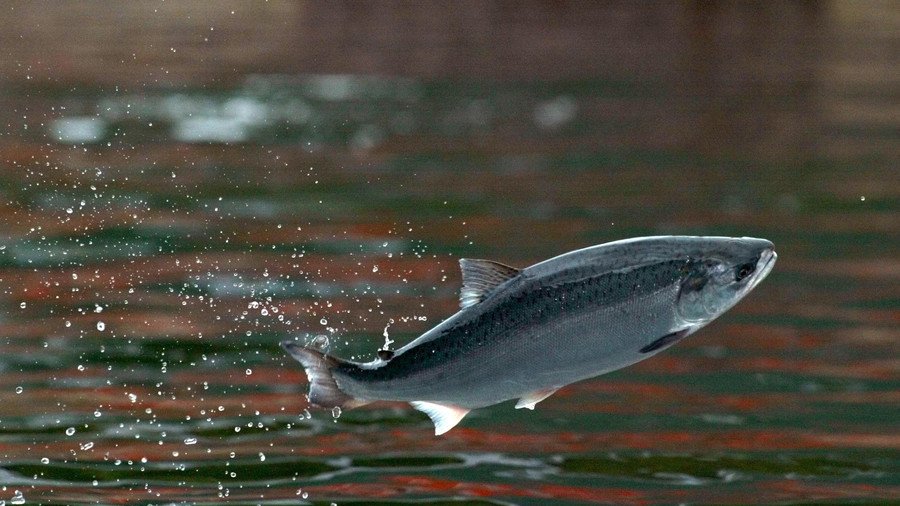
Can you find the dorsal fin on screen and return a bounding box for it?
[459,258,520,308]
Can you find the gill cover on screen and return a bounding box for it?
[677,259,738,324]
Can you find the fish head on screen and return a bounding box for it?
[676,237,777,326]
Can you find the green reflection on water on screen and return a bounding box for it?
[8,458,335,484]
[559,454,875,479]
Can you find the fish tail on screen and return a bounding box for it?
[281,340,360,409]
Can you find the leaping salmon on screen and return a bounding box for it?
[283,235,777,435]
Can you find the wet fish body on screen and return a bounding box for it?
[283,235,776,434]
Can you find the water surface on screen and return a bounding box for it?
[0,2,897,505]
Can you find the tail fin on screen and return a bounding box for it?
[281,340,358,408]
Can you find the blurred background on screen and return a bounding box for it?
[0,1,897,504]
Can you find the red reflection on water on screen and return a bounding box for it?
[371,475,647,504]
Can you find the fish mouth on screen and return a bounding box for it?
[748,247,777,291]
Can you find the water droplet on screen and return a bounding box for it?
[14,386,22,394]
[94,410,101,417]
[80,441,94,450]
[331,407,342,419]
[245,368,252,375]
[96,321,105,331]
[372,265,379,272]
[66,208,73,214]
[258,452,266,461]
[65,427,76,436]
[72,273,78,280]
[10,490,25,505]
[320,318,327,325]
[40,457,49,464]
[65,320,72,327]
[19,302,26,309]
[184,437,197,445]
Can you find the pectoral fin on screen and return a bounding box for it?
[410,401,470,435]
[515,387,559,410]
[639,328,691,354]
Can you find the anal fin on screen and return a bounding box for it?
[515,387,559,410]
[410,401,470,436]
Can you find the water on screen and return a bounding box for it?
[0,3,897,505]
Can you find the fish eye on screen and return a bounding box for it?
[735,263,756,282]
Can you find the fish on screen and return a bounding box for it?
[282,235,777,435]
